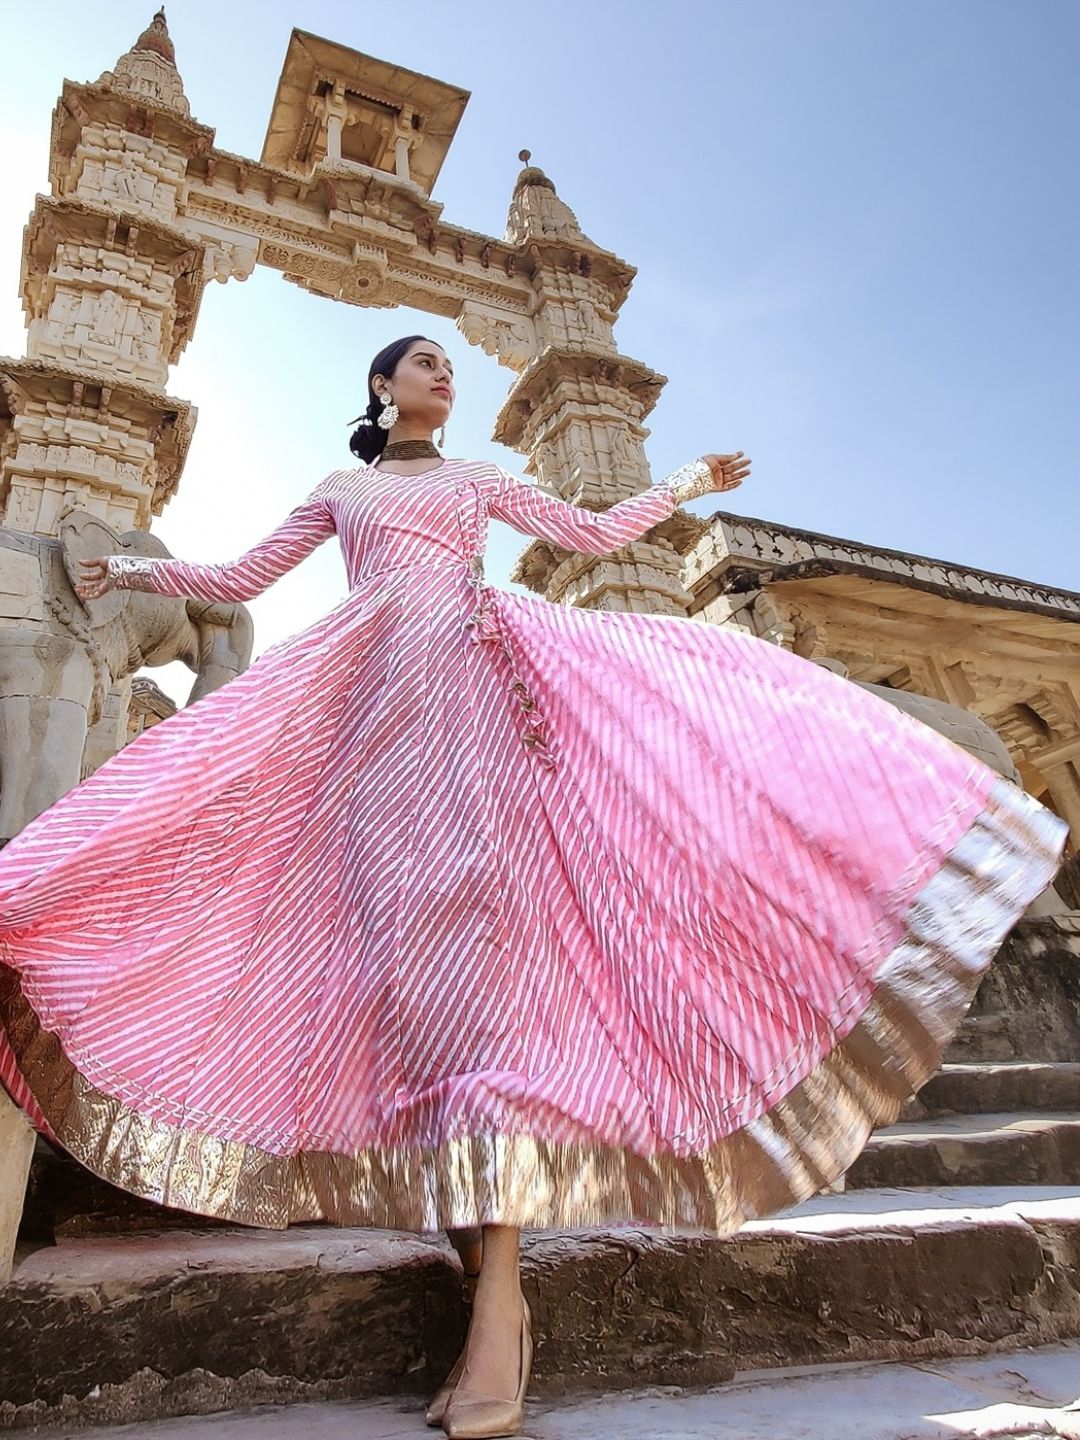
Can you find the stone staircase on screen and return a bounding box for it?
[1,917,1078,1432]
[43,1343,1080,1440]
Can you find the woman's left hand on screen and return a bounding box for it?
[702,452,752,492]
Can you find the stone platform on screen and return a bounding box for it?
[2,1186,1079,1432]
[37,1342,1080,1440]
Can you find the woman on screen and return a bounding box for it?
[0,334,1067,1439]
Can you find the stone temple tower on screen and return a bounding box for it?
[489,151,701,617]
[0,13,254,806]
[2,10,216,538]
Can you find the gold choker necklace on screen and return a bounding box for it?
[381,439,441,460]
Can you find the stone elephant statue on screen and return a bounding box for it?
[814,658,1068,917]
[0,506,253,843]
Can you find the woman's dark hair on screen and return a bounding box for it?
[348,334,436,463]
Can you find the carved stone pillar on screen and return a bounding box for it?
[1041,763,1080,840]
[0,12,228,805]
[7,11,222,537]
[0,365,192,537]
[491,155,694,617]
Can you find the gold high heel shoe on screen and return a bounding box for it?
[441,1294,532,1440]
[424,1270,480,1427]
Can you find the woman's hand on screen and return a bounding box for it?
[702,452,751,492]
[75,557,116,602]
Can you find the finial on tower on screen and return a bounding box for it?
[505,149,590,246]
[512,149,556,198]
[97,8,190,116]
[133,10,177,65]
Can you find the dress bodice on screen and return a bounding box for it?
[328,461,482,589]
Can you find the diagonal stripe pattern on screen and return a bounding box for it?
[0,460,1068,1228]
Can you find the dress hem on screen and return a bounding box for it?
[0,775,1067,1234]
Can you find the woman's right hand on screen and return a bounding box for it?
[702,452,752,493]
[75,557,117,602]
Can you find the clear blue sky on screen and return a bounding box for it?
[1,2,1076,702]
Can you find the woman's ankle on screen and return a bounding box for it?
[471,1270,524,1311]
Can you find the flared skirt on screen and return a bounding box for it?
[0,568,1067,1231]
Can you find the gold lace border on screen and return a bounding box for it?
[0,776,1066,1234]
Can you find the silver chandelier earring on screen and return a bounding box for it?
[437,425,446,449]
[377,391,399,429]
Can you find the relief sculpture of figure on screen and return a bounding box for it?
[0,335,1067,1439]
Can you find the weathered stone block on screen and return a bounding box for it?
[2,1195,1078,1430]
[946,919,1080,1064]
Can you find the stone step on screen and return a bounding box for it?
[42,1340,1080,1440]
[908,1061,1080,1119]
[848,1111,1080,1189]
[2,1186,1078,1430]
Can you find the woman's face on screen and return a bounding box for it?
[375,341,455,426]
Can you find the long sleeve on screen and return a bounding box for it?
[107,472,342,603]
[480,457,720,552]
[486,463,682,555]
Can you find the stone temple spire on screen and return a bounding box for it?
[504,150,594,247]
[97,9,191,116]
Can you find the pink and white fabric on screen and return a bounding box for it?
[0,460,1067,1233]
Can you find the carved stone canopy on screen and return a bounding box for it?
[493,346,668,449]
[20,196,206,364]
[0,358,195,516]
[718,564,1080,652]
[261,29,469,195]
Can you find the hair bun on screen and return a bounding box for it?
[347,332,434,464]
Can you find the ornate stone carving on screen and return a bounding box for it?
[320,164,434,238]
[95,10,191,118]
[259,239,397,307]
[0,512,253,840]
[456,303,537,372]
[342,243,390,302]
[72,126,189,223]
[203,237,258,284]
[610,424,644,474]
[260,242,345,279]
[0,362,194,533]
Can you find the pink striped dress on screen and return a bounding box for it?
[0,459,1067,1232]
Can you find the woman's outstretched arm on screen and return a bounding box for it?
[82,472,344,604]
[485,456,746,554]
